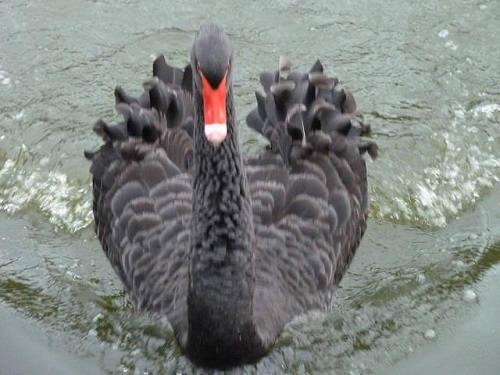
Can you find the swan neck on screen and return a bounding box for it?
[190,84,253,254]
[187,83,261,364]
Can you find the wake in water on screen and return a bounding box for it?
[0,100,498,232]
[0,145,93,232]
[0,65,11,86]
[372,102,500,227]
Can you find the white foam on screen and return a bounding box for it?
[472,103,500,119]
[463,289,477,302]
[0,68,11,85]
[468,233,479,240]
[424,329,436,339]
[66,270,81,280]
[39,157,50,166]
[445,40,458,50]
[87,329,98,337]
[416,274,426,284]
[92,313,103,323]
[13,110,24,121]
[372,104,500,228]
[0,152,93,232]
[438,29,449,38]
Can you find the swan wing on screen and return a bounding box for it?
[246,60,377,324]
[86,62,194,340]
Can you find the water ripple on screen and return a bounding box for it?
[0,148,92,232]
[372,103,500,228]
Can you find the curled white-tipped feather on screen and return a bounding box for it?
[142,76,160,91]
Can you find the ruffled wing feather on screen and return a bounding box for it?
[85,61,194,344]
[245,59,377,323]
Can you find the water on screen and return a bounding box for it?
[0,0,499,373]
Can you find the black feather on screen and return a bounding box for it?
[88,42,375,369]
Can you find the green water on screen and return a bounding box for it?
[0,0,499,373]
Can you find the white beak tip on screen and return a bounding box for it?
[204,123,227,145]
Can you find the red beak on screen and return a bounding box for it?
[200,70,228,145]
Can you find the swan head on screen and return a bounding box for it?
[191,23,233,146]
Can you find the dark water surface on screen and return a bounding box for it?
[0,0,499,373]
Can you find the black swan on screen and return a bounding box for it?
[85,23,377,368]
